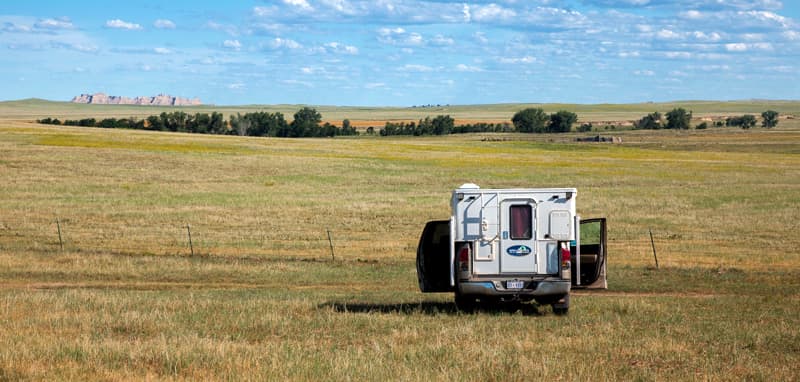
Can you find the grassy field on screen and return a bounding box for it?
[1,102,799,380]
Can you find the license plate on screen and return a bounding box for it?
[507,280,524,289]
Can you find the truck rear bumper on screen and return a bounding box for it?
[458,279,570,297]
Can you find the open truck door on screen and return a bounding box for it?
[416,220,453,293]
[571,218,607,289]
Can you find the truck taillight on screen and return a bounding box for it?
[458,246,470,272]
[561,244,571,270]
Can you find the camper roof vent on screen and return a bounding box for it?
[459,183,480,190]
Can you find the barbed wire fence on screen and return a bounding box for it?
[0,215,680,267]
[0,216,423,262]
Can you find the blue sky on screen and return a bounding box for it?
[1,0,798,106]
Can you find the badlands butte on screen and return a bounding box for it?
[71,92,202,106]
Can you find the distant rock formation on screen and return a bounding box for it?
[71,93,201,106]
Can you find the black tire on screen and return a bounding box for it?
[551,294,570,315]
[454,291,476,313]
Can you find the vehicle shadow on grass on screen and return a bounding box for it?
[319,301,542,316]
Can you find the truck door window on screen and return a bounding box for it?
[509,205,532,240]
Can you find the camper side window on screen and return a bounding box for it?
[509,205,532,240]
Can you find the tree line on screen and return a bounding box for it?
[36,106,782,137]
[634,108,780,130]
[37,107,357,138]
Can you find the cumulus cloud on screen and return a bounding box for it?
[430,34,454,46]
[269,37,302,50]
[692,31,722,42]
[154,19,176,29]
[105,19,142,30]
[365,82,386,89]
[399,64,434,72]
[283,0,313,11]
[498,56,536,64]
[223,39,242,50]
[377,27,424,46]
[656,29,682,39]
[324,42,358,54]
[471,4,516,22]
[153,47,172,54]
[725,42,773,52]
[455,64,482,72]
[34,18,74,30]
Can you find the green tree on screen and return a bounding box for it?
[762,110,779,128]
[290,107,322,137]
[740,114,757,129]
[666,108,692,130]
[512,108,548,133]
[341,119,357,136]
[209,112,225,134]
[635,112,663,130]
[548,110,578,133]
[431,115,454,135]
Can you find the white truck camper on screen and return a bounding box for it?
[416,184,607,314]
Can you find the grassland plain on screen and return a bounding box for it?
[0,102,799,380]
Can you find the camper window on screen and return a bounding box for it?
[510,205,532,240]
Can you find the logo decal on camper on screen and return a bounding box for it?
[506,245,532,257]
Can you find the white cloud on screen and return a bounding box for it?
[662,51,692,59]
[692,31,721,42]
[324,42,358,54]
[378,27,405,36]
[407,32,423,45]
[785,31,800,40]
[105,19,142,30]
[634,70,655,76]
[154,47,172,54]
[223,39,242,50]
[399,64,434,72]
[270,37,302,50]
[767,65,793,73]
[656,29,682,39]
[281,79,313,87]
[739,10,789,28]
[472,4,516,22]
[681,10,704,20]
[619,51,641,58]
[228,82,245,90]
[154,19,176,29]
[724,42,772,52]
[283,0,313,11]
[365,82,386,89]
[34,18,74,30]
[377,27,424,46]
[431,34,454,46]
[319,0,358,15]
[206,21,238,36]
[455,64,482,72]
[474,32,489,44]
[498,56,536,64]
[462,4,471,22]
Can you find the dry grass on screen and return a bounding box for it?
[1,104,799,380]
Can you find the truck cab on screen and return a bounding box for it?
[416,184,607,314]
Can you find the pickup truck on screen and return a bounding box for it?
[416,184,607,314]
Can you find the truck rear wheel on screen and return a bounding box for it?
[551,294,570,315]
[454,292,476,313]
